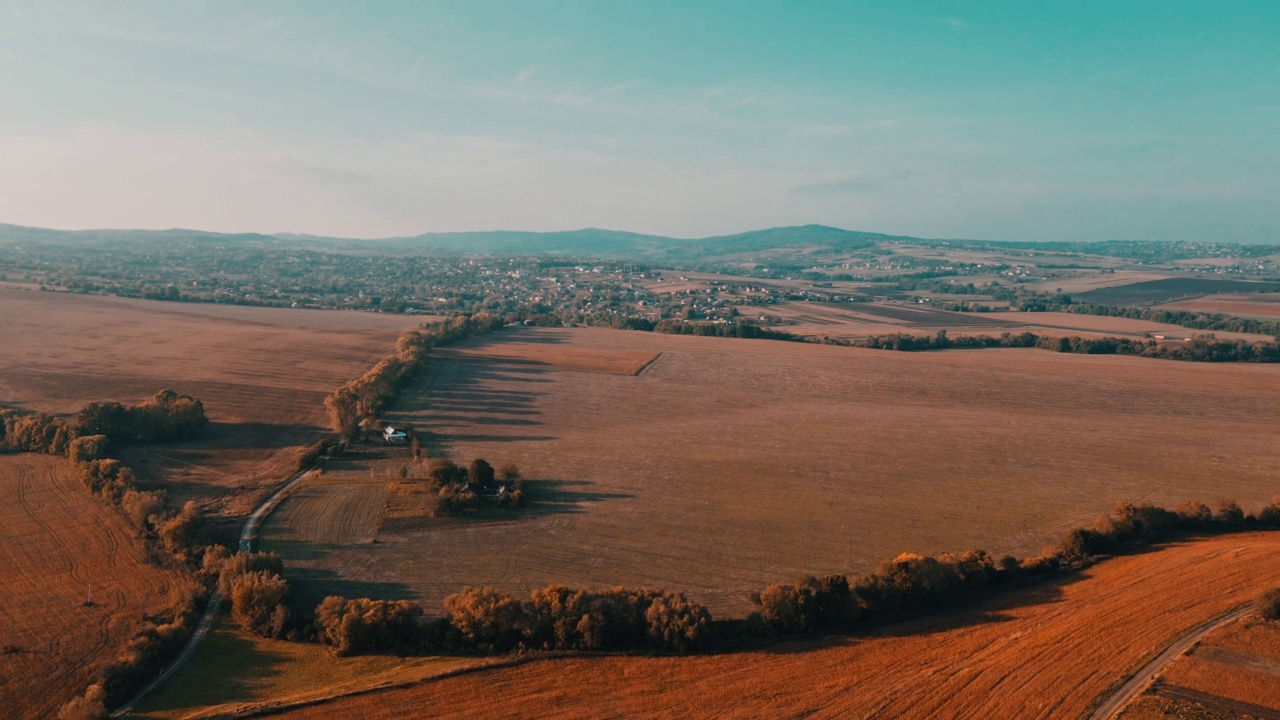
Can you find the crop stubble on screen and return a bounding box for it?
[264,327,1280,617]
[0,455,182,719]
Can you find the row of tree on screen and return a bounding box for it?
[216,551,711,656]
[40,393,214,718]
[752,498,1280,637]
[1,390,209,454]
[210,496,1280,669]
[324,313,504,439]
[847,330,1280,362]
[1033,298,1280,339]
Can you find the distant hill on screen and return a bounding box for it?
[0,223,907,261]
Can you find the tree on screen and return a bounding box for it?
[67,434,110,464]
[467,458,495,488]
[56,684,107,720]
[229,570,291,638]
[644,591,710,652]
[443,586,524,652]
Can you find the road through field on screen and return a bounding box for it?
[111,468,311,718]
[1088,605,1254,720]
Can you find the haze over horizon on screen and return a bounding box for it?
[1,2,1277,244]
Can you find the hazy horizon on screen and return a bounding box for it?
[1,2,1277,243]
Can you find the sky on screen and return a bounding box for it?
[0,1,1277,242]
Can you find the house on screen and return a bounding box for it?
[383,426,408,445]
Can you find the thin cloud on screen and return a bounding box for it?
[791,177,885,195]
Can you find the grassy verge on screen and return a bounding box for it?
[130,618,480,719]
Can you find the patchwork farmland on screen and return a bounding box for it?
[0,290,421,713]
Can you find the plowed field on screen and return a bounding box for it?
[0,455,183,719]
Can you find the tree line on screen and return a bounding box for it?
[324,313,504,439]
[846,330,1280,362]
[1,392,217,719]
[204,495,1280,667]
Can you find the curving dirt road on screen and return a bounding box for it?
[110,469,311,718]
[1087,604,1253,720]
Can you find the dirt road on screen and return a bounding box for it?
[110,469,311,717]
[1087,605,1253,720]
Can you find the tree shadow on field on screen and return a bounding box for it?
[469,361,556,382]
[285,567,419,608]
[749,569,1092,656]
[134,628,292,714]
[257,537,336,562]
[521,479,634,518]
[200,421,324,450]
[500,329,571,344]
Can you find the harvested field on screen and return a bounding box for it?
[0,455,184,719]
[1025,271,1170,294]
[1119,614,1280,719]
[1074,278,1280,306]
[250,532,1280,720]
[1161,293,1280,319]
[0,290,420,513]
[263,327,1280,617]
[984,311,1273,342]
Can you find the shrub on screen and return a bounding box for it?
[56,684,107,720]
[645,590,711,652]
[67,434,110,464]
[314,596,425,656]
[156,501,205,561]
[229,570,291,638]
[120,489,167,532]
[217,551,284,595]
[1258,587,1280,621]
[443,586,524,652]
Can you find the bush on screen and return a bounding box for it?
[120,489,167,532]
[67,434,110,464]
[314,596,426,656]
[645,590,711,652]
[229,570,292,638]
[217,551,284,595]
[56,684,107,720]
[156,501,205,561]
[1258,587,1280,621]
[443,586,524,652]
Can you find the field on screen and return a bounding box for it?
[755,301,1273,343]
[0,289,422,714]
[245,532,1280,719]
[128,619,481,720]
[263,327,1280,617]
[1024,271,1170,294]
[1119,616,1280,720]
[1073,278,1280,306]
[0,288,421,513]
[0,455,185,719]
[1160,293,1280,320]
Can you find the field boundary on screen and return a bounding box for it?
[632,351,664,376]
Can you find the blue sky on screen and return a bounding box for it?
[0,1,1276,241]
